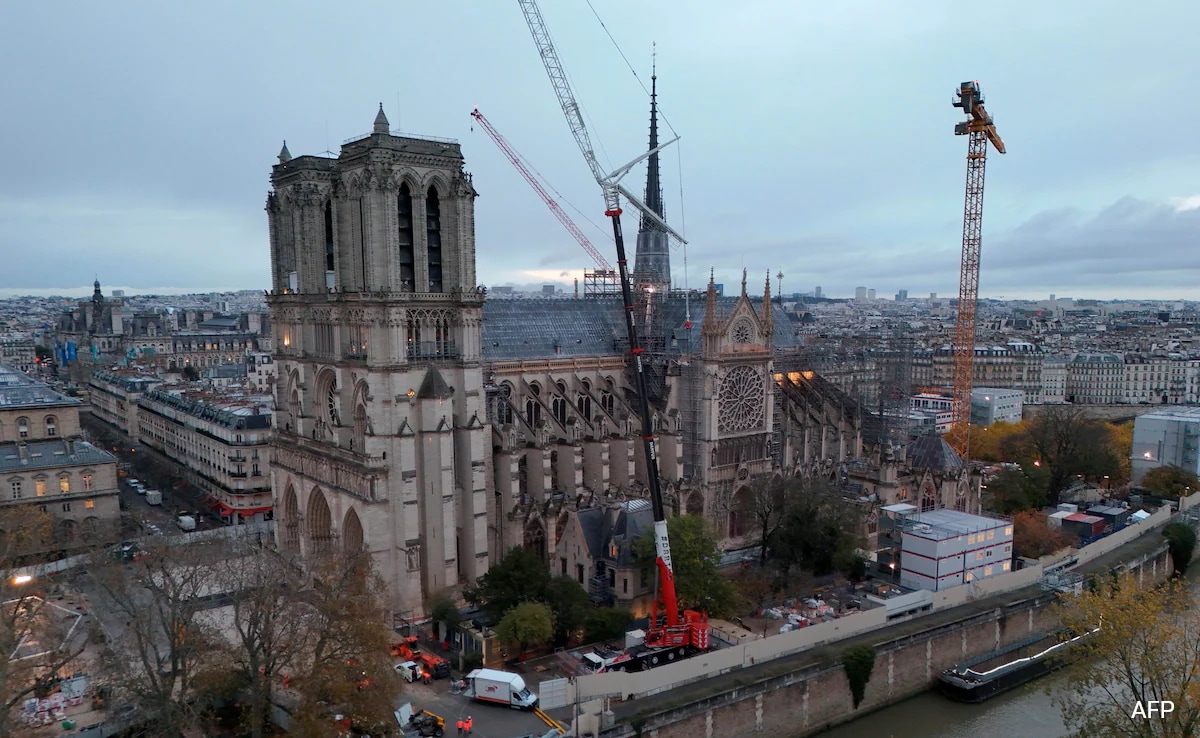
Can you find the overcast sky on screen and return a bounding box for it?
[2,0,1197,301]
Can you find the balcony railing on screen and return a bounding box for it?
[407,343,459,361]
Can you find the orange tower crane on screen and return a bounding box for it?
[946,81,1005,460]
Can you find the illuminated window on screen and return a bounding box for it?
[987,530,995,540]
[1005,527,1013,536]
[35,479,45,497]
[966,573,974,582]
[82,474,94,491]
[84,499,95,510]
[59,476,70,493]
[985,566,993,576]
[976,552,983,560]
[968,535,975,544]
[1002,562,1011,571]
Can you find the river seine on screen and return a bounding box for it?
[817,572,1199,737]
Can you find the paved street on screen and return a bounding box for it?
[399,677,555,738]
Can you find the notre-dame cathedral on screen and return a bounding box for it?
[265,94,913,619]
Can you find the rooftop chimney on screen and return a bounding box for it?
[17,442,29,464]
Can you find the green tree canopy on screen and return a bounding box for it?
[544,575,592,646]
[464,546,551,622]
[583,608,633,644]
[770,482,865,582]
[1142,465,1200,499]
[633,514,740,618]
[496,602,554,653]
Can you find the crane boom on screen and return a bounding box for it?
[516,0,687,246]
[517,0,700,642]
[471,108,614,271]
[946,81,1005,460]
[516,0,614,211]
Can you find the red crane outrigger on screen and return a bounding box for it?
[516,0,708,668]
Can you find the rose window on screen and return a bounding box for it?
[732,319,753,344]
[718,365,765,433]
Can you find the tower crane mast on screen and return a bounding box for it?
[470,107,613,271]
[946,81,1005,460]
[517,0,708,664]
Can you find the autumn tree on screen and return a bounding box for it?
[1011,510,1074,559]
[496,602,554,655]
[1142,466,1200,500]
[287,551,399,738]
[216,544,309,738]
[0,508,87,732]
[633,513,741,617]
[970,420,1027,462]
[89,537,229,736]
[1054,575,1200,738]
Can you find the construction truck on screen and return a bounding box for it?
[465,668,538,710]
[417,651,451,679]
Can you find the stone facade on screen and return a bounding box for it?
[265,110,868,618]
[267,109,490,620]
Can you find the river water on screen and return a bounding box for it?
[816,678,1068,738]
[817,572,1198,738]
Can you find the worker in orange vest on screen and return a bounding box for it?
[456,717,464,735]
[464,716,473,735]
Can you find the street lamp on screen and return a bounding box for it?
[12,574,32,586]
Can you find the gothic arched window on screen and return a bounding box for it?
[398,184,414,290]
[323,200,335,273]
[551,397,567,427]
[426,187,443,292]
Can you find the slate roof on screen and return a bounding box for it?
[417,367,452,400]
[480,296,803,362]
[0,439,116,473]
[906,433,964,472]
[0,366,81,409]
[575,499,655,568]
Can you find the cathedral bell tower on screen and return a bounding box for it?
[266,105,490,617]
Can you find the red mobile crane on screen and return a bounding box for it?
[471,107,613,272]
[516,0,708,670]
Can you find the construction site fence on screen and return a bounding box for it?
[556,489,1200,702]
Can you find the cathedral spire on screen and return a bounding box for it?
[278,140,291,164]
[632,51,671,286]
[761,270,774,340]
[702,269,720,337]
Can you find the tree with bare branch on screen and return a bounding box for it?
[88,537,229,736]
[282,551,400,738]
[744,474,791,567]
[214,542,310,738]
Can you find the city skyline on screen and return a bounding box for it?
[1,0,1198,299]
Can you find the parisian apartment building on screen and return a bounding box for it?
[0,364,120,550]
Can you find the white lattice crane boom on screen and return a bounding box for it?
[516,0,687,245]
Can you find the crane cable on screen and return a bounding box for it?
[584,0,691,325]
